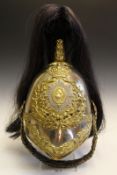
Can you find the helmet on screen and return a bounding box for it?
[20,39,97,167]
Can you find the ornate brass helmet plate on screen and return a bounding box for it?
[22,39,92,160]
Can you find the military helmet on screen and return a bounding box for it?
[20,39,97,167]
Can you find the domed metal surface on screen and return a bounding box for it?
[22,61,92,160]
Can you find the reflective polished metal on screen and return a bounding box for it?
[22,39,95,160]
